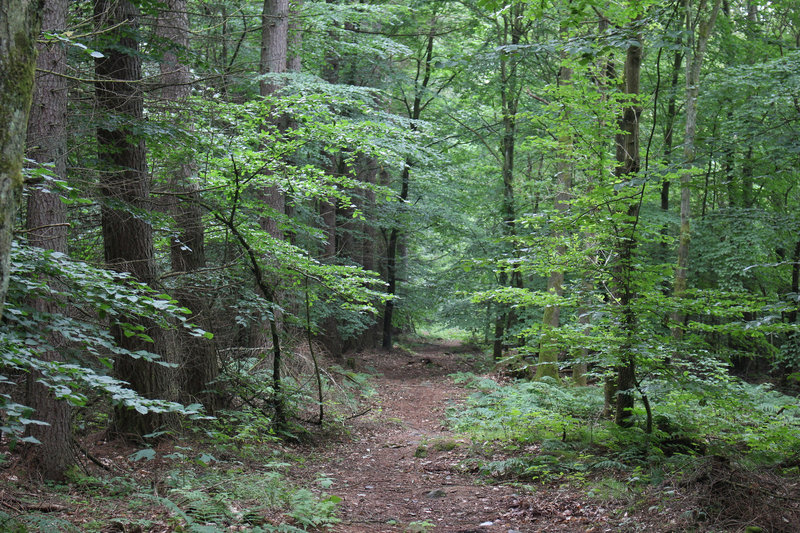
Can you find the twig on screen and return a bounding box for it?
[75,441,114,473]
[345,407,372,420]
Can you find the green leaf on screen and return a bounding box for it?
[128,448,156,462]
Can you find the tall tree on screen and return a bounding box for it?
[382,16,437,350]
[259,0,290,426]
[157,0,220,413]
[491,2,526,360]
[260,0,289,239]
[23,0,73,479]
[0,0,42,315]
[672,0,722,341]
[95,0,172,438]
[612,21,643,428]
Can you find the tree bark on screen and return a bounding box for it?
[672,0,722,341]
[22,0,72,479]
[260,0,289,239]
[95,0,173,439]
[536,59,572,381]
[158,0,220,413]
[613,32,643,428]
[0,0,42,315]
[287,0,303,72]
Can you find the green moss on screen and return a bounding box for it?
[432,439,459,452]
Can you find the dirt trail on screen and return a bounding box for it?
[289,341,551,533]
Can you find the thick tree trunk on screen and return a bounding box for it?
[0,0,42,315]
[260,0,289,239]
[22,0,73,480]
[95,0,173,439]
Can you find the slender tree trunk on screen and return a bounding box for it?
[492,7,523,360]
[0,0,42,315]
[158,0,220,413]
[382,19,436,349]
[672,0,722,341]
[22,0,72,479]
[613,32,643,428]
[661,46,683,212]
[536,59,572,381]
[95,0,173,439]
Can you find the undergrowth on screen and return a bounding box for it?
[448,372,800,479]
[2,450,340,532]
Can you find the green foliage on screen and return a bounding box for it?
[0,242,207,442]
[157,462,340,531]
[450,371,800,483]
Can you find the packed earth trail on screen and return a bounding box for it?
[287,340,605,533]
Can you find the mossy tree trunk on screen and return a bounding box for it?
[0,0,42,315]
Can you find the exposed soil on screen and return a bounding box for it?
[287,340,613,533]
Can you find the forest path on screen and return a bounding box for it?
[287,340,579,533]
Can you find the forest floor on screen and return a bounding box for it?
[7,338,790,532]
[284,339,631,533]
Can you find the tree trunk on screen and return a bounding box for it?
[0,0,42,315]
[95,0,173,439]
[158,0,220,414]
[492,6,523,360]
[613,32,643,428]
[287,0,303,72]
[260,0,289,239]
[382,19,436,350]
[255,0,289,425]
[22,0,73,480]
[672,0,722,341]
[661,46,683,212]
[536,59,572,381]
